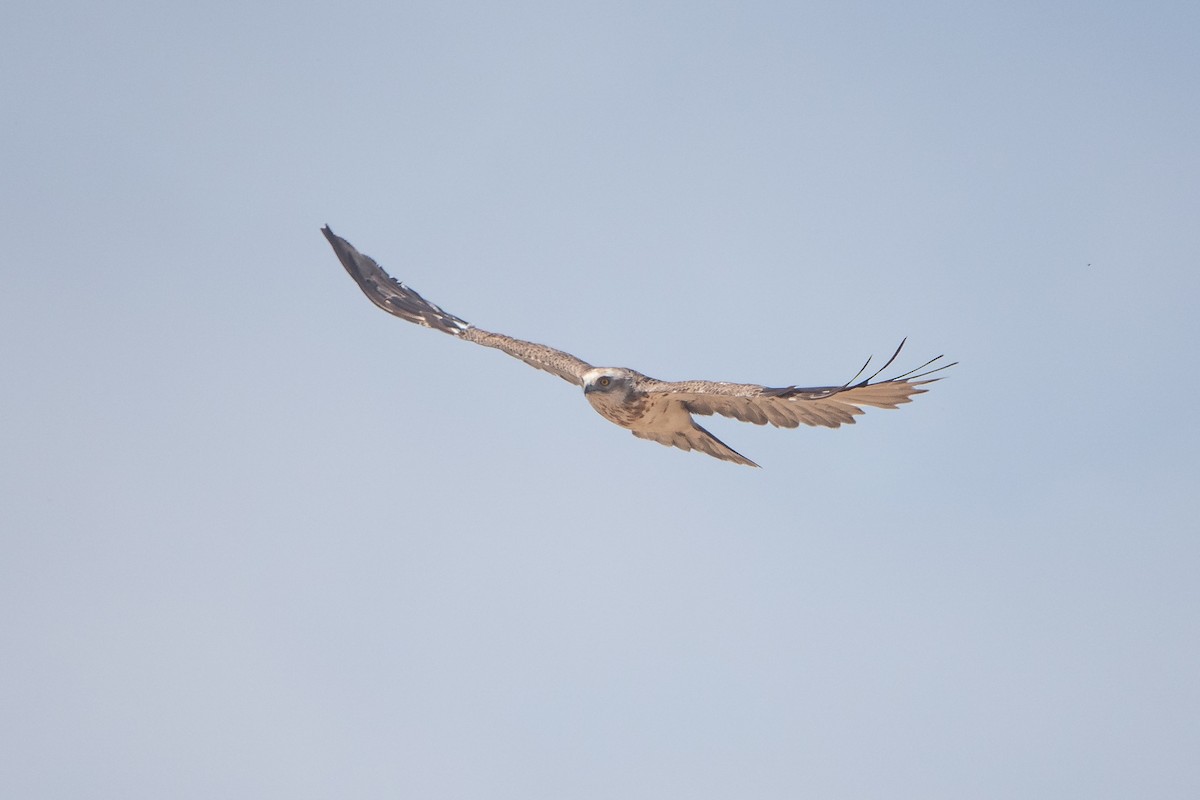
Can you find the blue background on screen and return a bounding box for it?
[3,2,1197,797]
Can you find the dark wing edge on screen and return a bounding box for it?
[654,339,957,429]
[322,226,593,386]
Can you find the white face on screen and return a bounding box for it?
[582,368,631,395]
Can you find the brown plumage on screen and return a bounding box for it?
[323,226,954,467]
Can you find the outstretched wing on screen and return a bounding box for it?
[647,341,955,429]
[323,226,594,386]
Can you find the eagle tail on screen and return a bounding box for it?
[632,424,760,468]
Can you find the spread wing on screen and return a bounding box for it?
[646,341,955,430]
[323,226,593,386]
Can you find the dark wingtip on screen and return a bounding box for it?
[321,225,351,259]
[321,225,473,335]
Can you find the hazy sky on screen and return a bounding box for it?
[2,2,1198,798]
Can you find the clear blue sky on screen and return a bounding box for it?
[3,2,1197,798]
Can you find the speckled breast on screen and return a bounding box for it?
[586,392,649,428]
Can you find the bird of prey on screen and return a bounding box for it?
[322,226,954,467]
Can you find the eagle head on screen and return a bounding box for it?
[582,367,636,396]
[581,368,648,427]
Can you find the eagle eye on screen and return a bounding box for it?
[597,376,611,387]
